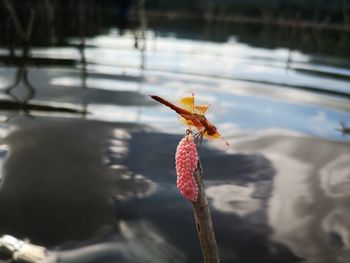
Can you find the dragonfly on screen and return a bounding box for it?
[149,94,229,148]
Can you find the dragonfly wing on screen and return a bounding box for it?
[178,93,210,115]
[178,114,203,132]
[178,95,195,113]
[203,130,221,139]
[178,115,193,127]
[203,130,229,151]
[194,105,209,115]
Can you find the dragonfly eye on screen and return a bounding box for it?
[206,125,217,136]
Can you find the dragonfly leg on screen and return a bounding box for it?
[186,129,192,135]
[194,130,205,145]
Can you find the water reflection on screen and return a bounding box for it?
[0,1,349,263]
[123,131,303,262]
[46,220,186,263]
[206,184,261,216]
[230,129,350,263]
[0,117,155,247]
[320,154,350,198]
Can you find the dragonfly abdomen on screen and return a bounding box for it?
[150,95,191,115]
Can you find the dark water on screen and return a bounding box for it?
[0,3,350,263]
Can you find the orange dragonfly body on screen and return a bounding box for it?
[150,94,229,147]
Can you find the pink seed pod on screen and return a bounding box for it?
[175,133,198,202]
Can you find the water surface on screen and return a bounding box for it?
[0,10,349,263]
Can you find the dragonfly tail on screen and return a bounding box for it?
[150,95,192,115]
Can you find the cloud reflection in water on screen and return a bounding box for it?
[231,128,350,263]
[206,184,260,216]
[52,220,186,263]
[320,154,350,198]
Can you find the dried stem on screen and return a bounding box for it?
[192,158,220,263]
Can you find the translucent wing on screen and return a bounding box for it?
[203,130,221,139]
[178,95,195,113]
[178,115,193,127]
[178,114,203,132]
[203,130,229,151]
[194,105,209,115]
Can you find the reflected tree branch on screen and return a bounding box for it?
[2,0,35,41]
[336,122,350,136]
[44,0,56,43]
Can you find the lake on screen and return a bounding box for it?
[0,4,349,263]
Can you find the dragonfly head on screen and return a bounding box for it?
[206,125,217,136]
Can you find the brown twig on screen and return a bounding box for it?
[192,158,220,263]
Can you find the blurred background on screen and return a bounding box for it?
[0,0,349,262]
